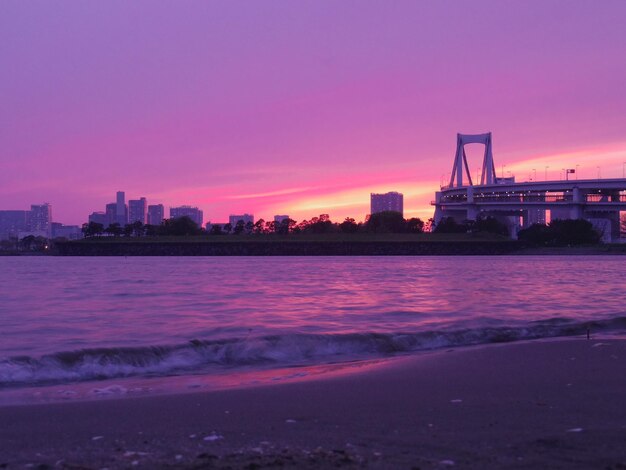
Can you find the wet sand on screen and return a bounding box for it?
[1,339,625,469]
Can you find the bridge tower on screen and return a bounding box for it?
[449,132,496,187]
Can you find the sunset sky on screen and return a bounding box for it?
[2,1,626,225]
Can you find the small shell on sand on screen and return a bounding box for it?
[91,436,104,441]
[203,432,224,441]
[450,399,462,403]
[285,419,297,423]
[440,459,455,466]
[566,427,584,433]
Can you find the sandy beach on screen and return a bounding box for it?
[1,338,625,469]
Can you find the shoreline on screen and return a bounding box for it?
[1,338,625,468]
[51,239,626,256]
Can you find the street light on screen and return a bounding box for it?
[623,162,625,178]
[575,164,579,180]
[532,168,537,181]
[597,166,601,180]
[545,166,549,181]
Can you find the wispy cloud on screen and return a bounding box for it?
[223,186,318,200]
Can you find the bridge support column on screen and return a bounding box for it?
[570,188,583,219]
[464,187,478,221]
[433,192,444,225]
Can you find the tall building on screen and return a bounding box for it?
[128,197,147,224]
[116,191,128,226]
[30,203,52,236]
[370,192,403,216]
[170,206,203,227]
[105,203,117,226]
[229,214,254,226]
[147,204,165,225]
[0,210,30,240]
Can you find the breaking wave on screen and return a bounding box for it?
[2,316,625,388]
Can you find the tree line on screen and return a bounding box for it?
[434,216,602,245]
[81,211,427,238]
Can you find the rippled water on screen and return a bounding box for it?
[0,256,625,391]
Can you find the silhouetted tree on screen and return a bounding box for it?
[105,223,123,237]
[517,223,552,245]
[301,214,335,234]
[366,211,406,233]
[82,221,104,238]
[123,224,134,237]
[160,216,201,236]
[548,219,600,245]
[20,235,47,251]
[131,221,145,237]
[253,219,266,234]
[275,218,296,235]
[210,224,223,235]
[473,216,509,236]
[222,223,232,234]
[144,224,159,237]
[20,235,35,251]
[518,219,600,246]
[339,217,359,234]
[405,217,425,234]
[433,217,466,234]
[233,220,245,235]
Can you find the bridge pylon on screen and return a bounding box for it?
[449,132,496,187]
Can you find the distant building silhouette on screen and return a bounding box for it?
[147,204,165,226]
[0,210,30,240]
[105,203,117,227]
[128,197,147,224]
[30,204,52,237]
[274,215,289,224]
[229,214,254,226]
[51,222,81,240]
[170,206,203,227]
[88,212,108,227]
[116,191,128,226]
[370,192,403,216]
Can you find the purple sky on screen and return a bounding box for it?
[2,1,626,225]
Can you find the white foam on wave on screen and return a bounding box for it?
[1,316,625,388]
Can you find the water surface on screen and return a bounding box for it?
[1,256,624,397]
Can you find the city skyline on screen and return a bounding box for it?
[3,1,626,225]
